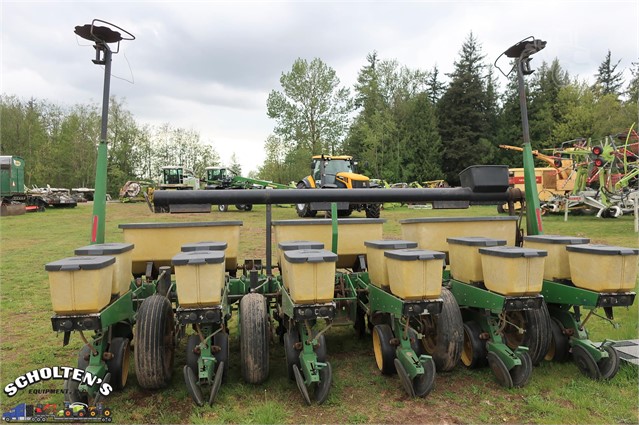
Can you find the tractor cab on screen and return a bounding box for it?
[159,166,197,190]
[206,167,230,184]
[205,167,234,189]
[311,155,368,188]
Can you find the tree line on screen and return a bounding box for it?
[2,32,638,193]
[260,33,639,185]
[0,96,220,196]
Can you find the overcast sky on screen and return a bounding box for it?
[2,1,638,174]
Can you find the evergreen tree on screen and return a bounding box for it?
[594,50,624,97]
[437,32,492,184]
[396,92,443,181]
[528,59,570,149]
[229,153,242,176]
[426,65,447,105]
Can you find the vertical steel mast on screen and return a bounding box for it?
[498,37,547,235]
[74,20,134,244]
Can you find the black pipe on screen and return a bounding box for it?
[154,188,522,206]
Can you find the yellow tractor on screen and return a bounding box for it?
[295,155,381,218]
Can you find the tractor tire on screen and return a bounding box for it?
[365,203,381,218]
[418,287,463,372]
[134,295,175,389]
[240,293,269,384]
[502,302,552,366]
[337,208,352,217]
[295,183,316,217]
[106,337,130,390]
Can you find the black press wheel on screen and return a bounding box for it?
[572,344,601,380]
[218,204,228,212]
[78,344,91,370]
[312,330,327,362]
[544,318,570,363]
[183,365,204,407]
[213,332,230,383]
[487,351,514,388]
[134,295,175,389]
[209,361,225,405]
[284,329,300,381]
[63,377,88,404]
[186,334,200,375]
[408,327,423,356]
[64,345,92,403]
[502,302,551,366]
[106,337,130,390]
[510,351,533,388]
[372,324,396,375]
[394,358,416,397]
[412,357,436,398]
[314,362,332,404]
[597,345,620,380]
[243,204,253,212]
[419,287,463,372]
[293,364,311,405]
[461,321,487,369]
[240,293,269,384]
[354,305,367,338]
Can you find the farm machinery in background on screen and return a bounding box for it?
[500,128,638,218]
[204,166,293,212]
[295,155,382,218]
[119,180,156,203]
[1,155,80,214]
[42,31,636,416]
[159,166,200,190]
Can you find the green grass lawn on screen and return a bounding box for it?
[0,202,637,424]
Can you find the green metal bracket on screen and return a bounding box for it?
[480,314,524,370]
[197,327,218,383]
[392,316,426,379]
[368,284,405,317]
[547,304,589,340]
[546,303,608,361]
[281,285,295,320]
[570,337,606,362]
[541,279,600,307]
[98,291,136,325]
[228,277,248,297]
[331,202,338,254]
[448,279,506,314]
[298,323,321,385]
[90,142,108,244]
[80,335,108,399]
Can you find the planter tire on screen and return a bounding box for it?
[134,295,175,389]
[419,287,463,372]
[240,293,269,384]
